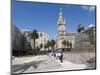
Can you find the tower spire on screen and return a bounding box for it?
[57,8,66,36]
[59,8,63,16]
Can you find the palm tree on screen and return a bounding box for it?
[50,39,56,52]
[77,24,84,33]
[40,33,42,44]
[30,29,39,54]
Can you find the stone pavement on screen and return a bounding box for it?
[12,53,95,74]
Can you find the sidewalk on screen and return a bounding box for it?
[47,54,86,70]
[12,54,87,73]
[12,55,49,65]
[55,59,86,70]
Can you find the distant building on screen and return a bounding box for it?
[35,32,49,51]
[56,8,77,49]
[21,29,32,50]
[21,30,49,51]
[11,25,23,51]
[11,24,28,56]
[12,25,49,56]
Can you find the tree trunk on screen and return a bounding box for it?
[33,38,35,55]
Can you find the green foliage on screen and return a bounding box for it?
[44,40,51,50]
[26,50,33,55]
[77,24,84,33]
[30,30,39,39]
[44,44,48,49]
[40,43,43,49]
[62,40,72,51]
[51,39,56,48]
[62,40,66,49]
[69,42,72,48]
[34,47,40,55]
[42,50,48,54]
[30,29,39,55]
[62,40,67,47]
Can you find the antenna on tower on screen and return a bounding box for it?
[60,8,62,12]
[59,8,63,16]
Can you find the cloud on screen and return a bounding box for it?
[81,6,95,12]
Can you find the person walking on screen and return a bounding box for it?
[59,52,63,63]
[54,53,56,58]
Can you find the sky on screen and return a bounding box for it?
[12,0,96,40]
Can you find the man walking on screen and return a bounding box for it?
[59,52,63,63]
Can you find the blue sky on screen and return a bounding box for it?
[12,0,96,40]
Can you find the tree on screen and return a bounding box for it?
[35,47,40,55]
[69,42,72,49]
[40,33,42,43]
[66,41,70,48]
[44,44,47,49]
[77,24,84,33]
[62,40,67,49]
[30,29,39,54]
[46,40,51,50]
[40,43,43,50]
[50,39,56,52]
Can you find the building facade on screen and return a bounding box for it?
[11,24,30,56]
[12,25,49,56]
[35,32,49,51]
[56,8,77,49]
[21,30,49,51]
[21,29,32,50]
[11,24,23,51]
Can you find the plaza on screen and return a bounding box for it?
[11,1,96,74]
[12,51,95,74]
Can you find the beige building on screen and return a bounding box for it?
[56,8,77,49]
[21,30,49,51]
[35,32,49,51]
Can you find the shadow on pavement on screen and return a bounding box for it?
[12,60,45,73]
[85,57,96,69]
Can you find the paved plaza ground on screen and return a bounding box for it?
[12,52,96,74]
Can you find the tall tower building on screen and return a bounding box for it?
[57,8,66,37]
[56,8,77,49]
[57,8,66,48]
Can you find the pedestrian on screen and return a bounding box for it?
[59,52,63,63]
[54,53,56,58]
